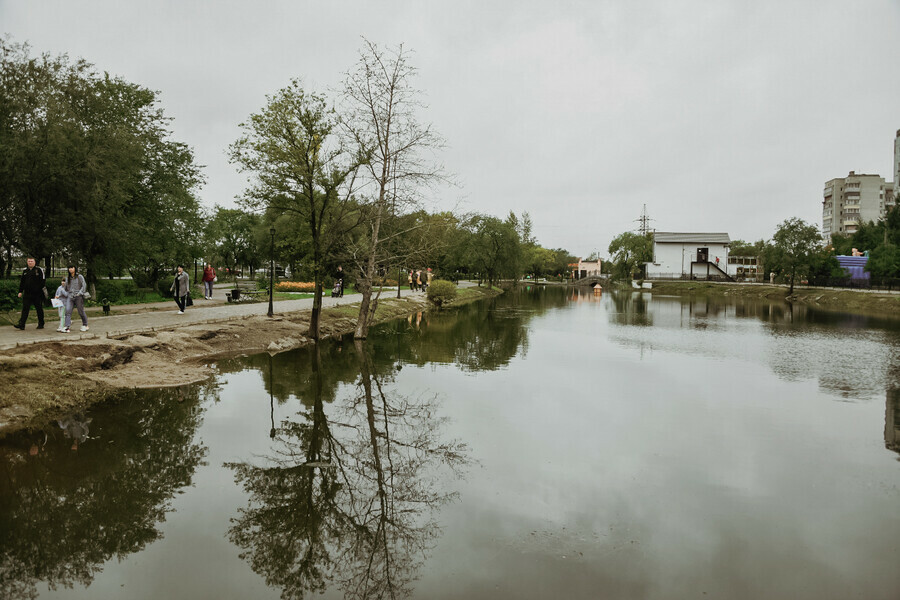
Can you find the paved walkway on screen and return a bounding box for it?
[0,287,434,351]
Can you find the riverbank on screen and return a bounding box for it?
[642,280,900,316]
[0,285,501,437]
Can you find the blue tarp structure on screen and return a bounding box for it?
[836,255,870,281]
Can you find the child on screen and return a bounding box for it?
[53,279,68,332]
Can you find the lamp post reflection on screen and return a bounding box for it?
[268,352,276,439]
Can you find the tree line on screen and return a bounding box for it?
[1,38,577,338]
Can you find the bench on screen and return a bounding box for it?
[227,284,267,303]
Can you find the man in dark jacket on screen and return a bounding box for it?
[15,257,46,330]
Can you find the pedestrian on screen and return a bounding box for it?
[415,270,422,291]
[335,265,344,298]
[170,265,190,314]
[202,262,216,299]
[408,270,414,291]
[14,257,46,330]
[425,267,433,290]
[63,265,89,333]
[53,278,68,332]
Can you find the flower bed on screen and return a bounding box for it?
[275,281,316,292]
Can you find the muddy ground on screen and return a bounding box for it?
[0,289,499,437]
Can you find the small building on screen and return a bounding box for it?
[569,258,602,279]
[646,232,731,280]
[726,255,761,281]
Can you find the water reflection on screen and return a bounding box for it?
[219,341,359,407]
[608,290,900,402]
[0,385,210,599]
[887,388,900,459]
[370,287,568,372]
[226,341,469,599]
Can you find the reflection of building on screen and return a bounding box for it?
[646,232,731,280]
[822,172,894,236]
[886,388,900,458]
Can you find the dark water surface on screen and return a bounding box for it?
[3,286,900,599]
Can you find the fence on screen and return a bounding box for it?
[804,276,900,292]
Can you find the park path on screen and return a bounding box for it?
[0,286,435,351]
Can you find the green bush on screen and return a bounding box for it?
[426,279,457,308]
[157,276,174,297]
[0,279,19,312]
[94,279,139,303]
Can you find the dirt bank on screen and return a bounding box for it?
[0,287,501,437]
[643,281,900,316]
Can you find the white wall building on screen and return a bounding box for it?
[646,232,731,279]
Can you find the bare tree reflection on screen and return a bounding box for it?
[227,341,468,599]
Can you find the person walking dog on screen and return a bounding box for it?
[14,257,46,330]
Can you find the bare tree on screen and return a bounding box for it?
[340,39,448,339]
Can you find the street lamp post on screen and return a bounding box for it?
[268,227,275,318]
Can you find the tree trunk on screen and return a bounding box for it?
[309,240,323,340]
[355,218,382,339]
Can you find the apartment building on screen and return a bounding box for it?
[895,129,900,198]
[822,172,893,236]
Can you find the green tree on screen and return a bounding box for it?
[204,207,263,279]
[0,39,203,291]
[771,217,824,293]
[463,214,521,287]
[607,232,652,280]
[230,81,364,339]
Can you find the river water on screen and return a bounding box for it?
[3,286,900,599]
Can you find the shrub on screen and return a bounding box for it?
[94,279,138,303]
[0,279,19,312]
[426,279,457,308]
[157,276,174,297]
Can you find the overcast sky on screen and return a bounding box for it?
[3,0,899,257]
